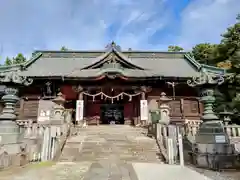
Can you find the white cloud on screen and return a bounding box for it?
[0,0,239,62]
[0,0,168,61]
[176,0,240,50]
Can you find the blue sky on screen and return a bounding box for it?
[0,0,239,62]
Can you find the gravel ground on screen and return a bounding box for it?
[190,166,240,180]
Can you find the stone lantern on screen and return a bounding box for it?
[187,70,224,122]
[187,70,236,169]
[0,71,33,150]
[219,109,233,126]
[158,92,172,125]
[51,92,66,122]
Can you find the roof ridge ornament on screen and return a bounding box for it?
[105,41,121,52]
[0,70,33,86]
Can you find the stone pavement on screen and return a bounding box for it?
[0,125,232,180]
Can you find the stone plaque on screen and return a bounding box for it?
[215,135,226,143]
[37,100,54,122]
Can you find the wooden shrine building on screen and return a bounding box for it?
[0,42,224,125]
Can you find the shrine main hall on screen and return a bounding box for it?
[0,42,224,125]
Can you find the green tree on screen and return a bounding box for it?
[214,14,240,119]
[60,46,69,51]
[4,57,13,65]
[12,53,26,64]
[3,53,27,66]
[191,43,217,65]
[216,15,240,71]
[168,45,184,52]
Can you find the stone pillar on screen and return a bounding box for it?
[0,87,20,147]
[41,126,50,161]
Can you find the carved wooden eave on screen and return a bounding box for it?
[93,74,129,81]
[140,86,152,93]
[0,70,33,86]
[72,85,84,93]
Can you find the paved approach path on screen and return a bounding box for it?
[0,125,217,180]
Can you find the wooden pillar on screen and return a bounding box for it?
[141,91,146,100]
[134,90,141,126]
[78,91,83,100]
[19,98,25,119]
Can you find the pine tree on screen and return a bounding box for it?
[4,57,13,65]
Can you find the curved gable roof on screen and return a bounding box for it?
[0,42,225,79]
[81,43,144,70]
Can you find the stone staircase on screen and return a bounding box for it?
[59,125,163,163]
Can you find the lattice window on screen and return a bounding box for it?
[183,99,199,116]
[169,100,182,116]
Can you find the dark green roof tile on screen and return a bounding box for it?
[2,45,225,79]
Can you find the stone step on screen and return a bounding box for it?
[60,126,163,163]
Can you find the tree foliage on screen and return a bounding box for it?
[213,14,240,118]
[217,15,240,72]
[191,43,217,65]
[3,53,27,66]
[4,57,13,65]
[1,46,70,66]
[186,14,240,119]
[168,45,184,52]
[13,53,26,64]
[60,46,69,51]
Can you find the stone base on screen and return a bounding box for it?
[0,121,20,145]
[192,144,236,169]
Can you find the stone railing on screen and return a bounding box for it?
[184,119,240,139]
[148,123,184,165]
[0,111,72,169]
[148,120,240,166]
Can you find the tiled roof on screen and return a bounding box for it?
[0,43,225,79]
